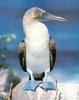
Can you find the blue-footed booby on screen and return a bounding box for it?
[18,7,66,83]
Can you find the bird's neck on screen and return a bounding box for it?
[24,21,49,39]
[24,21,38,33]
[23,19,38,34]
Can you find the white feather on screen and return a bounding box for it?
[25,22,49,74]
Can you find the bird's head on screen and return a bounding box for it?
[23,7,66,31]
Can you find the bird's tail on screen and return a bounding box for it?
[33,72,45,81]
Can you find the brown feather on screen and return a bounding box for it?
[49,37,56,71]
[18,40,27,72]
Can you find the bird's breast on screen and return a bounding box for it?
[27,38,48,54]
[25,22,49,54]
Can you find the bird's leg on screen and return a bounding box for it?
[26,71,31,80]
[27,69,34,80]
[43,68,50,81]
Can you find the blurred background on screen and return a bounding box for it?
[0,0,79,94]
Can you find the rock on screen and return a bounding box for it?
[12,79,60,100]
[12,79,79,100]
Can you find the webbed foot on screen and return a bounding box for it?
[21,80,41,91]
[39,81,56,91]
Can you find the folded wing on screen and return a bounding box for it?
[18,40,27,72]
[49,37,56,71]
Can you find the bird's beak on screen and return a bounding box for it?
[40,12,67,21]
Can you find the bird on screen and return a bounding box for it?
[18,7,66,82]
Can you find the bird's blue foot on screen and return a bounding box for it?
[39,81,56,91]
[21,80,41,91]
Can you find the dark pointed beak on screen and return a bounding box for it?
[40,12,67,21]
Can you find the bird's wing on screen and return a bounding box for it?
[49,37,56,71]
[18,40,27,72]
